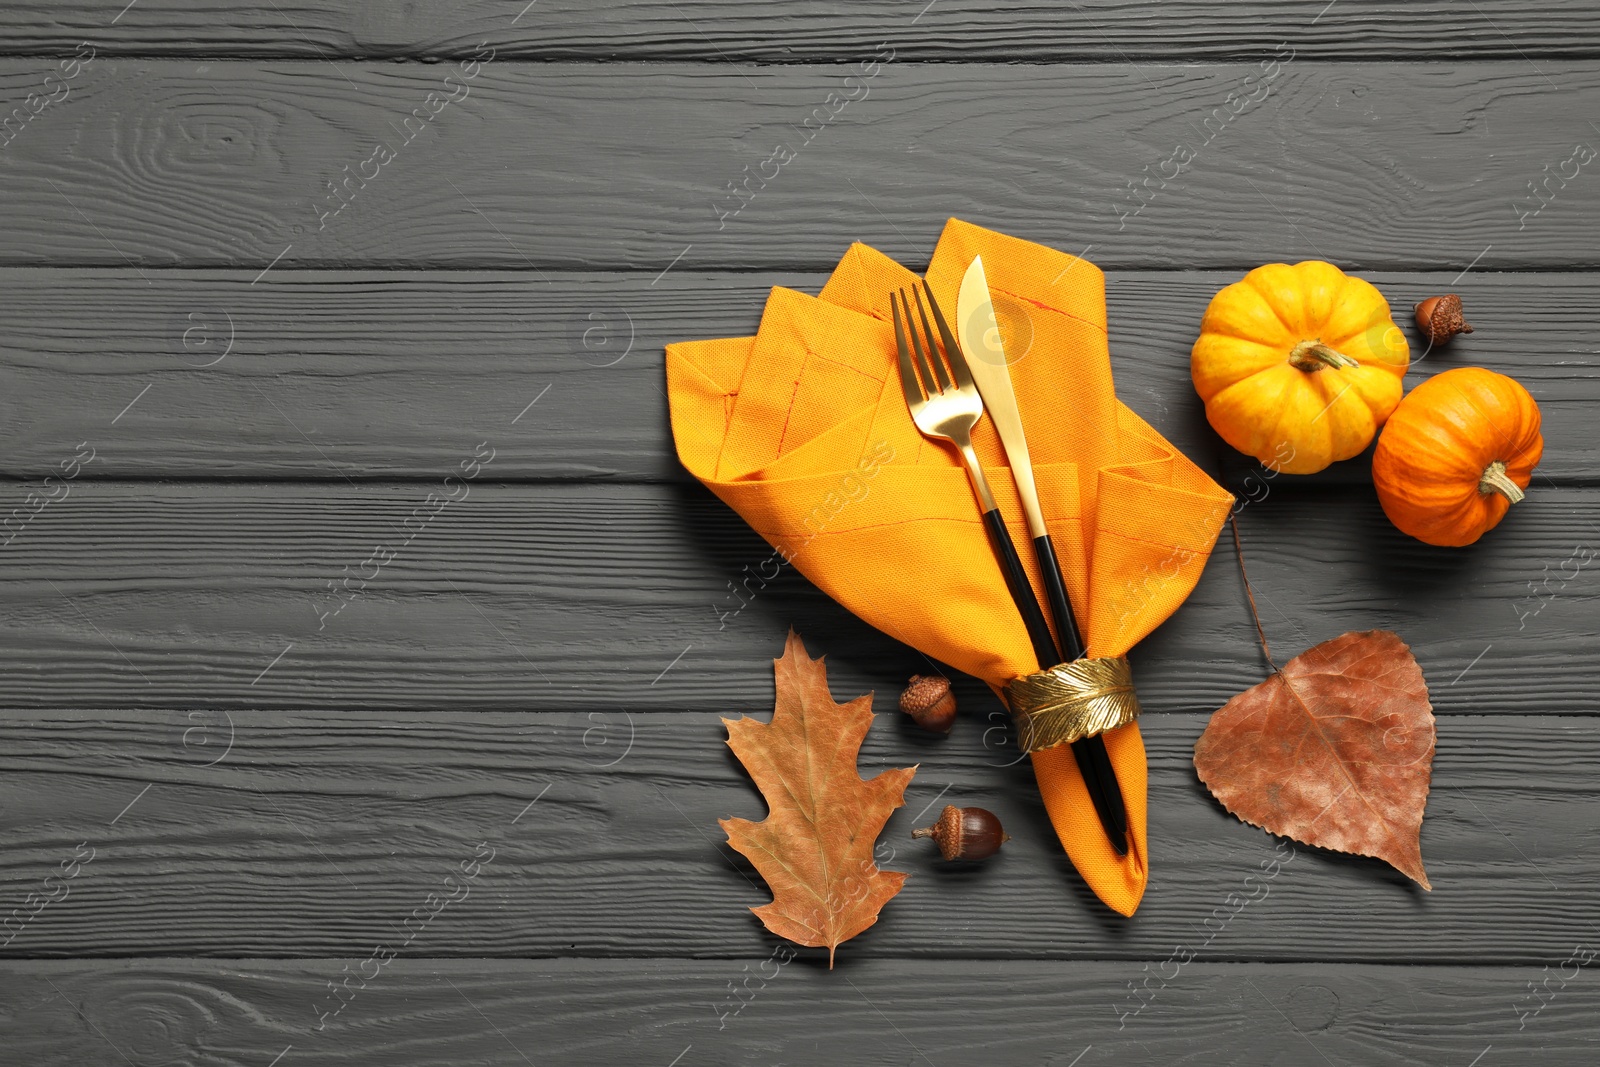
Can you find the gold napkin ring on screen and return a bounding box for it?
[1004,655,1141,754]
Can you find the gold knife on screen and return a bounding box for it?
[956,255,1129,850]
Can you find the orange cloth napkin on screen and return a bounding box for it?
[666,219,1233,915]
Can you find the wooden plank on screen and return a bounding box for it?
[5,958,1594,1065]
[4,2,1600,61]
[1,269,1594,483]
[0,481,1591,714]
[1,61,1599,270]
[0,709,1593,962]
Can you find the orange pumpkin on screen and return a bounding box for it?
[1372,368,1544,547]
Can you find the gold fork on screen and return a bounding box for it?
[892,282,1128,855]
[892,282,1061,665]
[891,285,999,515]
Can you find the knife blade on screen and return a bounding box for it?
[956,255,1129,853]
[957,257,1049,542]
[957,255,1082,650]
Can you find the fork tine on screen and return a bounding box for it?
[905,286,951,394]
[891,290,925,408]
[920,284,975,391]
[900,290,926,395]
[899,288,940,396]
[911,285,956,394]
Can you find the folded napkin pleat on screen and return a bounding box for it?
[667,219,1233,915]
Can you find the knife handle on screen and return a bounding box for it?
[1078,734,1127,843]
[985,511,1128,854]
[1071,736,1126,837]
[981,508,1058,671]
[1033,533,1085,661]
[1032,533,1128,845]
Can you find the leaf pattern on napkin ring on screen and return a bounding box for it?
[1005,655,1142,753]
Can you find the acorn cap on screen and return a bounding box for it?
[1413,294,1473,345]
[899,674,956,733]
[912,805,1010,861]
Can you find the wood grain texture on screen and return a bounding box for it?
[2,61,1599,270]
[1,269,1595,483]
[6,958,1595,1066]
[0,0,1591,1057]
[5,1,1600,60]
[0,709,1594,962]
[0,481,1591,713]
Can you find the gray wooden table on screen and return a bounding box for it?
[1,3,1596,1064]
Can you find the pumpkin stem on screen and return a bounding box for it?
[1287,340,1360,371]
[1478,460,1526,504]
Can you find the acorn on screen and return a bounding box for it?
[1413,294,1474,346]
[899,674,956,733]
[912,805,1009,861]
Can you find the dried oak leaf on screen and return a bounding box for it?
[720,630,916,966]
[1194,630,1436,889]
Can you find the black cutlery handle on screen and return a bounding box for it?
[981,508,1058,670]
[985,511,1128,854]
[1033,533,1127,844]
[1033,533,1085,661]
[1076,735,1127,844]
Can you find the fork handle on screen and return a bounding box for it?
[953,440,1056,663]
[980,508,1059,669]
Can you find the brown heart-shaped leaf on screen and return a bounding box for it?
[1194,630,1436,889]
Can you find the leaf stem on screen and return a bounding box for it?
[1229,513,1279,674]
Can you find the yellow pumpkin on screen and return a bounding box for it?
[1191,261,1411,474]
